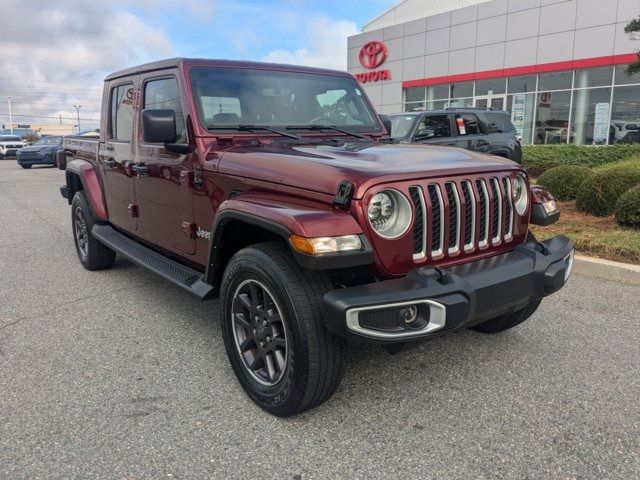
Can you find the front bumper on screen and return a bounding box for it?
[323,235,574,343]
[17,154,54,165]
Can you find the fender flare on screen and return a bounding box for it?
[204,196,373,284]
[65,159,108,221]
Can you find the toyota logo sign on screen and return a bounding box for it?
[359,41,388,69]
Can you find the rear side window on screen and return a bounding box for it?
[144,77,185,141]
[483,113,516,133]
[416,115,451,139]
[110,84,134,142]
[455,114,482,135]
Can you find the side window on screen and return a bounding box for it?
[415,115,451,139]
[455,114,482,136]
[485,113,515,133]
[110,84,134,142]
[144,78,185,141]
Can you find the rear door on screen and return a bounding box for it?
[100,79,138,232]
[452,112,490,154]
[134,72,195,255]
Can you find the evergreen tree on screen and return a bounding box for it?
[625,17,640,74]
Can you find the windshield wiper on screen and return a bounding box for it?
[206,124,299,140]
[285,125,366,139]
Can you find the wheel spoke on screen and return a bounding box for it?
[239,336,254,352]
[264,352,276,382]
[232,312,252,330]
[274,349,286,372]
[237,293,252,312]
[273,337,287,348]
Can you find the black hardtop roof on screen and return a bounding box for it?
[389,108,509,116]
[104,57,353,82]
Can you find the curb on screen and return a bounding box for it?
[573,254,640,285]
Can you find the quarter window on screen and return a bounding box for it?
[455,114,482,135]
[110,84,134,142]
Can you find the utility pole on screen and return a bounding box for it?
[73,105,82,134]
[7,96,13,134]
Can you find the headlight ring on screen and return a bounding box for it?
[367,189,412,239]
[511,175,529,216]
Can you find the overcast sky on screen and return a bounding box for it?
[0,0,394,131]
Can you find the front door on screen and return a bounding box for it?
[134,73,195,255]
[101,80,138,232]
[475,95,506,110]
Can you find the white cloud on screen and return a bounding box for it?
[261,15,358,71]
[0,0,176,129]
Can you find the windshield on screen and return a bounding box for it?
[35,137,62,145]
[0,136,22,142]
[190,67,381,133]
[389,115,418,139]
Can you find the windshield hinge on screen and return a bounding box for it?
[333,180,354,211]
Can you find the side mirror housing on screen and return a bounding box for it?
[142,109,177,143]
[379,114,392,136]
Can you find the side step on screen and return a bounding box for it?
[92,224,217,300]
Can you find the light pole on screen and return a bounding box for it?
[7,96,13,134]
[73,105,82,134]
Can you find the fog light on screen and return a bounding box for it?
[399,305,418,324]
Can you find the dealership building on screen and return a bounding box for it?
[347,0,640,145]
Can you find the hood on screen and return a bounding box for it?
[0,141,24,146]
[217,141,522,199]
[19,145,57,152]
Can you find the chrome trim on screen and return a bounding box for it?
[430,184,445,258]
[462,180,476,253]
[368,188,413,240]
[491,178,503,246]
[445,182,461,255]
[345,299,447,340]
[503,177,514,242]
[478,179,490,249]
[411,186,427,261]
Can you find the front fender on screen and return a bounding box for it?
[530,184,560,226]
[206,193,373,281]
[66,159,108,221]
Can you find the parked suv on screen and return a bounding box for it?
[387,108,522,163]
[60,58,572,417]
[0,135,26,158]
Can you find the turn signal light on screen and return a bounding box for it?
[290,235,362,255]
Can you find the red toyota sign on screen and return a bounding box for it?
[359,41,388,69]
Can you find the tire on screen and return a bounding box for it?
[20,164,31,169]
[470,230,541,334]
[71,191,116,271]
[220,242,344,417]
[57,155,67,170]
[469,298,542,334]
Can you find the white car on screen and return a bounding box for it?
[0,135,26,158]
[611,121,640,142]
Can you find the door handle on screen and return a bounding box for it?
[131,164,149,176]
[103,158,118,168]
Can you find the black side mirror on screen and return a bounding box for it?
[141,109,192,154]
[379,114,392,136]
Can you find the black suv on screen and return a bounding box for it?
[386,108,522,163]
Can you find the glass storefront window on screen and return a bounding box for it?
[448,97,473,108]
[571,87,612,145]
[451,82,473,98]
[475,78,506,96]
[574,67,613,88]
[539,71,573,91]
[405,87,426,103]
[535,91,571,144]
[508,76,536,93]
[426,100,448,111]
[611,85,640,144]
[615,65,640,85]
[405,101,426,112]
[426,84,450,100]
[506,93,535,145]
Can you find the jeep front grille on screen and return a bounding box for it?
[411,174,516,261]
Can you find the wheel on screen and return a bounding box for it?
[220,242,344,417]
[57,154,67,170]
[71,191,116,270]
[20,164,31,169]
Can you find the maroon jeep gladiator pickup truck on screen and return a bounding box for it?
[60,58,573,417]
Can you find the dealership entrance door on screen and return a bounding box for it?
[474,95,506,110]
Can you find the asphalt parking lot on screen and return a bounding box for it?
[0,160,638,479]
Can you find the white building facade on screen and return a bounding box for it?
[347,0,640,145]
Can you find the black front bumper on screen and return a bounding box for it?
[323,235,574,343]
[18,155,54,165]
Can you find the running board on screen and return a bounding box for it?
[92,224,216,300]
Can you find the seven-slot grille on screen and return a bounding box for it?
[409,175,515,261]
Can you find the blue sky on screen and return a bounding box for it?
[0,0,396,128]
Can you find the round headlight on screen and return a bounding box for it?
[367,189,412,239]
[512,175,529,215]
